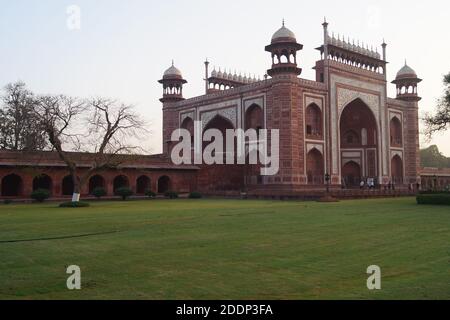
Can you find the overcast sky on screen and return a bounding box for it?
[1,0,449,155]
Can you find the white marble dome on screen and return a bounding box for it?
[396,63,417,79]
[271,24,296,43]
[163,63,182,78]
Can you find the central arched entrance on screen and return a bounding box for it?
[340,99,378,186]
[203,115,235,163]
[203,115,244,191]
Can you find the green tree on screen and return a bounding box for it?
[420,145,450,168]
[0,82,47,151]
[425,72,450,137]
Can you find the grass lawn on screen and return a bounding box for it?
[0,198,448,300]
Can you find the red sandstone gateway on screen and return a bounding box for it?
[0,20,443,200]
[160,20,422,193]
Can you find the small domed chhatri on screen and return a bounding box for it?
[265,19,303,77]
[271,20,297,43]
[392,60,421,102]
[158,60,187,103]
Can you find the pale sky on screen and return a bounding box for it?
[1,0,449,155]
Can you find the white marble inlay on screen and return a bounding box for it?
[391,150,403,159]
[306,143,324,155]
[201,106,237,129]
[330,73,387,178]
[180,111,195,126]
[305,96,324,111]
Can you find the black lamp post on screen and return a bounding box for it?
[325,173,331,194]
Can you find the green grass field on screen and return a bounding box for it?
[0,198,448,300]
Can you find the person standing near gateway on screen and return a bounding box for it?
[360,180,365,190]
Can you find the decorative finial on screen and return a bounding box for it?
[405,59,407,66]
[171,59,174,66]
[282,18,285,27]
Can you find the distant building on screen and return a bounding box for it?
[421,168,450,190]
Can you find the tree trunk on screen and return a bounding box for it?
[71,173,81,203]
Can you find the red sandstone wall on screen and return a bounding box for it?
[265,76,304,185]
[196,164,245,193]
[0,166,197,199]
[388,100,420,185]
[162,103,179,155]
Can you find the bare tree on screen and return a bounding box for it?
[0,82,47,151]
[424,72,450,137]
[35,95,147,202]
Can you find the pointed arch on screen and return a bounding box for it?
[340,98,379,181]
[203,114,236,163]
[245,104,264,131]
[33,174,52,192]
[306,148,324,185]
[113,175,129,192]
[203,114,235,133]
[1,174,23,197]
[342,161,362,187]
[136,175,151,195]
[305,103,323,138]
[390,116,403,147]
[157,176,171,194]
[391,155,403,184]
[181,117,194,135]
[89,175,105,194]
[62,175,75,196]
[181,116,195,147]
